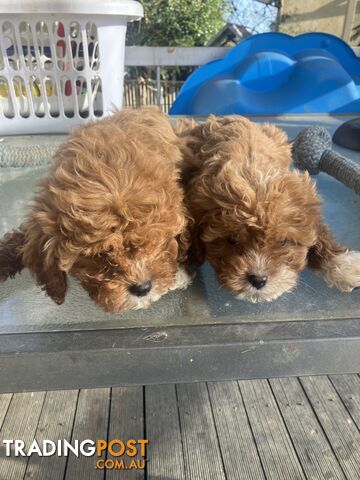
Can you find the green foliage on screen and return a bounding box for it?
[127,0,229,46]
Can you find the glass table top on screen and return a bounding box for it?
[0,115,359,333]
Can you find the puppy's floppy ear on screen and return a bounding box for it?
[20,220,68,305]
[0,224,67,304]
[0,229,25,281]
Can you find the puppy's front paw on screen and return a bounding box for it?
[321,250,360,292]
[169,267,193,291]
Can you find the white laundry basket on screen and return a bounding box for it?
[0,0,143,135]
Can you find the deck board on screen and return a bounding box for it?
[63,388,110,480]
[0,375,360,479]
[107,386,145,480]
[270,377,346,480]
[329,374,360,430]
[300,376,360,480]
[24,390,78,480]
[207,380,265,480]
[145,384,185,480]
[176,383,226,480]
[0,394,12,430]
[0,392,45,480]
[239,379,305,480]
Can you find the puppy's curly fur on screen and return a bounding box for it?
[0,108,192,312]
[177,115,360,302]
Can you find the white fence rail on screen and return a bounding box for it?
[125,45,360,67]
[125,46,231,66]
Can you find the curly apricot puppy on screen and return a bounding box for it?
[0,108,191,312]
[177,115,360,302]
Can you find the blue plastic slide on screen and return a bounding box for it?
[170,33,360,115]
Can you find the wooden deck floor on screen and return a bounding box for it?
[0,375,359,480]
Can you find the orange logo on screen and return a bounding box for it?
[95,439,149,470]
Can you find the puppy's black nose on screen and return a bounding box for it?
[247,274,268,290]
[129,281,152,297]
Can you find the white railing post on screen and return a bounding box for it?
[156,65,161,106]
[342,0,357,42]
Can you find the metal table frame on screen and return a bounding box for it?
[1,318,360,393]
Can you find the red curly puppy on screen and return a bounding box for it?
[0,108,191,312]
[177,115,360,303]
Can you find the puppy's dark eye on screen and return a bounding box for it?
[280,239,290,247]
[227,237,238,246]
